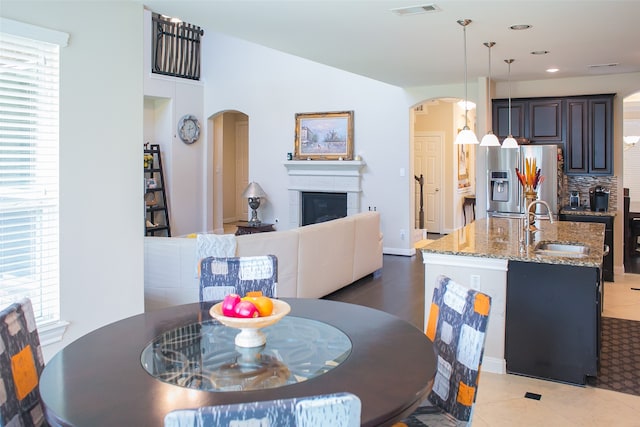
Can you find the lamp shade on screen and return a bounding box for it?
[241,182,267,199]
[454,127,479,145]
[480,132,500,146]
[501,136,519,149]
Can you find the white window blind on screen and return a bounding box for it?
[0,21,65,328]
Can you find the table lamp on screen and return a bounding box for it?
[242,182,267,225]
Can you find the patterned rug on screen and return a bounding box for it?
[587,317,640,396]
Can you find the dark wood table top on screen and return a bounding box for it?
[41,298,436,427]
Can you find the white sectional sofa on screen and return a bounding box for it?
[144,211,383,311]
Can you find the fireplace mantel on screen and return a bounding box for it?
[284,160,365,227]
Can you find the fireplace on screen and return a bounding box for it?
[284,160,365,227]
[301,192,347,225]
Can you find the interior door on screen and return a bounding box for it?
[235,121,249,219]
[415,132,443,234]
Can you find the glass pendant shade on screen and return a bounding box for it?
[502,136,519,148]
[480,132,500,146]
[455,127,479,145]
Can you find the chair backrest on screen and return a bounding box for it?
[0,298,47,427]
[425,275,491,423]
[164,392,361,427]
[199,254,278,302]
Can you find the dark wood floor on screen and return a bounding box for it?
[323,254,425,331]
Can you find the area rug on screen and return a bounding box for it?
[587,316,640,397]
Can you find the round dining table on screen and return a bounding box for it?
[40,298,436,427]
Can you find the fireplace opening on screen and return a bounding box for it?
[301,192,347,226]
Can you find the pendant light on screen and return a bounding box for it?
[454,19,479,145]
[501,58,519,148]
[480,42,500,146]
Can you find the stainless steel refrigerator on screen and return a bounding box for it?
[486,145,558,218]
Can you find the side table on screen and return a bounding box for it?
[235,221,275,235]
[463,195,476,225]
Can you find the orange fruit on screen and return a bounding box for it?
[241,295,273,317]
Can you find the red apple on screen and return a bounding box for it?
[233,300,259,318]
[221,294,241,317]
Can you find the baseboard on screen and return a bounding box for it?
[482,355,506,374]
[383,247,416,256]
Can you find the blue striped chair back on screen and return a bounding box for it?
[199,255,278,302]
[164,392,361,427]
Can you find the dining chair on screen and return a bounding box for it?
[163,392,361,427]
[199,254,278,302]
[393,275,492,427]
[0,298,47,427]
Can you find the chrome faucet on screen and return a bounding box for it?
[524,200,554,246]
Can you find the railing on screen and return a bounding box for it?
[152,13,204,80]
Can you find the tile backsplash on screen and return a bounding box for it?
[561,175,618,211]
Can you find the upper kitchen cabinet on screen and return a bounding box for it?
[565,94,614,176]
[492,94,614,176]
[493,100,527,140]
[492,97,563,144]
[529,99,563,144]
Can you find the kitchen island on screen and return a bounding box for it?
[421,216,605,384]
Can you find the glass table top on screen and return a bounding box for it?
[141,316,352,392]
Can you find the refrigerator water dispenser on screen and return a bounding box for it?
[490,171,510,202]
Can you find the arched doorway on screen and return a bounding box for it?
[410,97,477,246]
[623,91,640,273]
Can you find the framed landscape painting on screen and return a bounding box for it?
[294,111,354,160]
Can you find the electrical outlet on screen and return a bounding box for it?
[400,229,406,240]
[470,274,480,288]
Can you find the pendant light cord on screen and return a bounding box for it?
[463,23,469,127]
[507,59,513,136]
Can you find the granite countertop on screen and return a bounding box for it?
[421,217,605,268]
[559,207,616,217]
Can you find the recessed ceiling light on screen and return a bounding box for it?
[531,50,549,55]
[546,68,559,73]
[510,24,532,30]
[390,3,441,16]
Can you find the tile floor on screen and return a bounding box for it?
[473,272,640,426]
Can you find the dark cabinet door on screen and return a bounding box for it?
[529,99,563,143]
[493,100,527,140]
[566,99,589,173]
[565,95,613,175]
[506,261,600,385]
[589,97,613,174]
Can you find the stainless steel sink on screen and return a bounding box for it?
[533,241,590,258]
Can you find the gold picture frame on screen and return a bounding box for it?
[294,111,354,160]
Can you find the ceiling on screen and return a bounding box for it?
[143,0,640,88]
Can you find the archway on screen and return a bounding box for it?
[410,97,477,246]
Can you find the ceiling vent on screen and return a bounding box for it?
[391,4,441,16]
[588,63,619,69]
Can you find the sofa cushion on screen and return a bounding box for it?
[296,217,356,298]
[236,229,299,298]
[352,211,383,281]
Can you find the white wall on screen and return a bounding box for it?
[142,9,205,237]
[2,2,145,361]
[200,31,415,254]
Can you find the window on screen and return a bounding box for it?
[0,19,68,336]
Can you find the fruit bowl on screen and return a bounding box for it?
[209,299,291,347]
